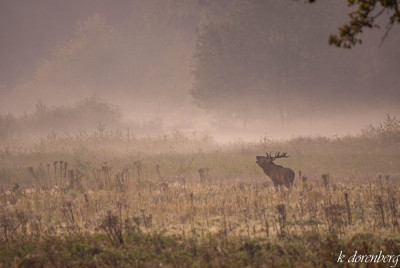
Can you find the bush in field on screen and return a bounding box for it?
[362,114,400,143]
[0,97,123,142]
[24,97,122,134]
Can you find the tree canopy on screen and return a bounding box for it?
[309,0,400,48]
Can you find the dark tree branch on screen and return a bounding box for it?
[306,0,400,48]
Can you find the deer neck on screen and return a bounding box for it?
[262,161,276,175]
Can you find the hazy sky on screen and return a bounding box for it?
[1,0,399,140]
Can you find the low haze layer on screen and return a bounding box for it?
[1,0,399,142]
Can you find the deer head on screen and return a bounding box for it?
[256,152,294,190]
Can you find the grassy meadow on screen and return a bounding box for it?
[0,117,400,267]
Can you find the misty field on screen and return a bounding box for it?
[0,119,400,267]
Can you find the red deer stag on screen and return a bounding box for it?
[256,152,295,191]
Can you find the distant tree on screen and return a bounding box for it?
[13,2,202,116]
[191,1,347,126]
[18,97,123,137]
[308,0,400,48]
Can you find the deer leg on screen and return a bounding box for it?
[284,180,291,189]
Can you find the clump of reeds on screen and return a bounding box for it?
[100,210,124,245]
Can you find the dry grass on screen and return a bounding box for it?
[1,173,400,241]
[0,124,400,266]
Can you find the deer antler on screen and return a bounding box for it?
[266,152,274,159]
[266,152,290,159]
[276,152,290,158]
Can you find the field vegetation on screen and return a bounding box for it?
[0,116,399,267]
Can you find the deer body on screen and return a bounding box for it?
[256,153,295,190]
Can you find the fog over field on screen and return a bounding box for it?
[2,2,400,266]
[1,0,399,141]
